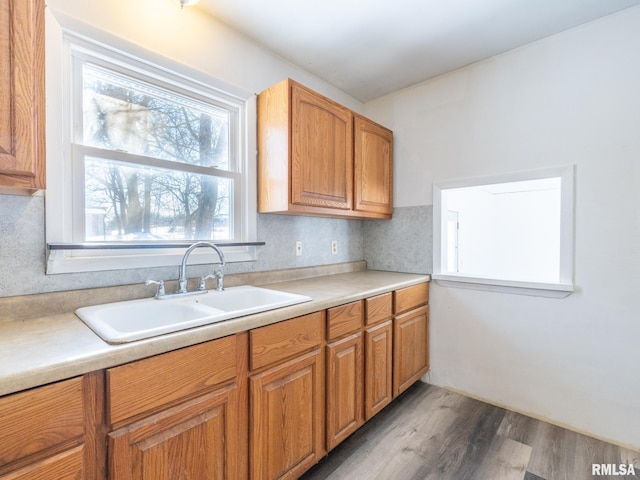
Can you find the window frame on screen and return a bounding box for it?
[432,166,575,298]
[45,15,257,274]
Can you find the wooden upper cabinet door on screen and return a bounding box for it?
[291,83,353,210]
[353,115,393,216]
[0,0,45,195]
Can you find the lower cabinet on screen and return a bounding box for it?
[0,281,429,480]
[326,332,364,450]
[0,372,104,480]
[109,386,239,480]
[325,301,364,451]
[393,284,430,397]
[364,319,393,420]
[249,312,325,480]
[106,334,247,480]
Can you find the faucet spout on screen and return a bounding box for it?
[178,241,225,294]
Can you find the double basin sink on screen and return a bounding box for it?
[76,285,312,344]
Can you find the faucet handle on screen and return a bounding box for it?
[199,270,224,292]
[145,279,166,298]
[198,274,216,291]
[214,269,224,292]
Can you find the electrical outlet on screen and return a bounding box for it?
[296,241,303,256]
[331,240,338,255]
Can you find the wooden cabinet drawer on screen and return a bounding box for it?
[250,311,324,371]
[0,377,85,468]
[0,445,85,480]
[365,293,392,326]
[394,283,429,315]
[107,335,237,425]
[327,301,363,341]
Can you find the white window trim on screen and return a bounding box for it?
[45,9,258,274]
[432,165,575,298]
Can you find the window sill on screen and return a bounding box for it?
[46,242,264,274]
[432,274,574,298]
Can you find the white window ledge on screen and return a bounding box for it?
[46,245,261,274]
[432,274,574,298]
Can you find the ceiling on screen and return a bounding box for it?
[197,0,640,103]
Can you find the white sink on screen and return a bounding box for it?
[190,285,311,314]
[76,285,311,344]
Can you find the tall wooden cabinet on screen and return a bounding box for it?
[258,78,392,219]
[106,335,247,480]
[0,0,46,195]
[249,313,325,480]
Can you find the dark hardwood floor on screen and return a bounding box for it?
[300,383,640,480]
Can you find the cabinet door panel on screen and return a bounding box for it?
[365,320,393,420]
[250,349,324,480]
[109,386,239,480]
[326,333,363,450]
[0,0,45,193]
[394,305,430,397]
[291,84,352,210]
[354,116,392,215]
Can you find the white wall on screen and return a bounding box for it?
[365,6,640,449]
[46,0,362,111]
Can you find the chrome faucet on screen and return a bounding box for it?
[178,241,225,294]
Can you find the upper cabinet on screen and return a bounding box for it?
[0,0,46,195]
[353,115,393,216]
[258,78,393,219]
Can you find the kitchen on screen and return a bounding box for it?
[1,0,639,478]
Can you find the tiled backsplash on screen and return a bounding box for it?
[364,205,432,274]
[0,194,431,298]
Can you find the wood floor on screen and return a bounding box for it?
[300,383,640,480]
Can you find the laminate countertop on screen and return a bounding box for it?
[0,270,430,397]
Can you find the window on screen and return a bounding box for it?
[433,166,575,297]
[46,23,256,273]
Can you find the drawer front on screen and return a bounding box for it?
[107,335,237,425]
[327,301,363,341]
[394,283,429,315]
[365,293,392,326]
[250,311,324,371]
[0,377,85,468]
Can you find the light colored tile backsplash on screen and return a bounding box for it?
[363,205,432,274]
[0,194,431,297]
